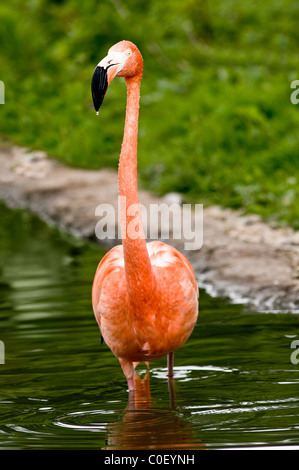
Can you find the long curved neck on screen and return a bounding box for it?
[119,74,154,304]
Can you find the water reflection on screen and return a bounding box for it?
[103,371,205,450]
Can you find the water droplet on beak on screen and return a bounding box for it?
[96,111,99,116]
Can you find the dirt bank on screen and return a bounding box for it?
[0,144,298,312]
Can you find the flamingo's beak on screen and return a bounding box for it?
[91,54,122,113]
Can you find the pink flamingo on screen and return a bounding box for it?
[91,41,199,391]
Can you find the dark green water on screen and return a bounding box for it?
[0,202,298,450]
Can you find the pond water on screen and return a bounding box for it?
[0,202,298,450]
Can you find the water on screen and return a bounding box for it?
[0,202,299,450]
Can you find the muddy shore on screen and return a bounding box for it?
[0,144,298,312]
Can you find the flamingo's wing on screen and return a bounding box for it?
[147,240,199,296]
[92,244,124,330]
[145,240,199,353]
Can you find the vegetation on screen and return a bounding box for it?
[0,0,299,227]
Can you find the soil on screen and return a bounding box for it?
[0,144,298,312]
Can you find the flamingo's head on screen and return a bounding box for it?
[91,40,143,113]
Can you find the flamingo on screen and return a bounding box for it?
[91,41,199,391]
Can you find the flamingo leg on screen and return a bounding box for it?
[119,358,135,391]
[167,351,174,378]
[127,375,135,392]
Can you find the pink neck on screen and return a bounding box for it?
[118,75,154,303]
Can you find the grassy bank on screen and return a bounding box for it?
[0,0,299,227]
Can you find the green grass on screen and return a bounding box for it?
[0,0,299,227]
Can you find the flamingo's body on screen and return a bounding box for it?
[91,41,199,390]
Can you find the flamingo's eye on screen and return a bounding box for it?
[126,50,132,57]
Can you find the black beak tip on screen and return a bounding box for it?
[91,66,108,112]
